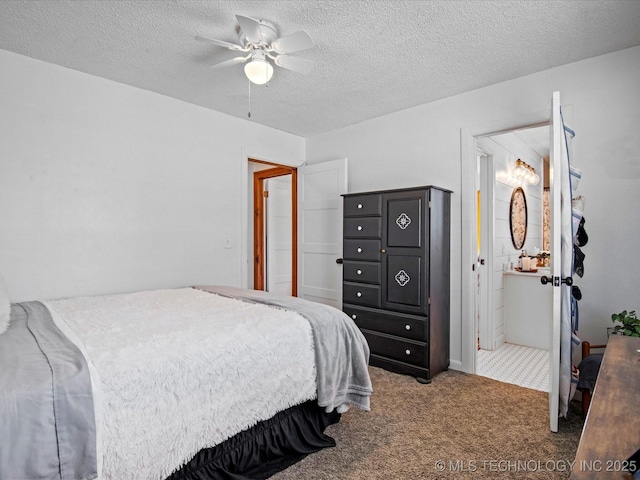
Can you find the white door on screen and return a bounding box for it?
[476,152,493,350]
[265,176,292,295]
[297,158,348,308]
[548,90,563,432]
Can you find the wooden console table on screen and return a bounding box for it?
[572,334,640,479]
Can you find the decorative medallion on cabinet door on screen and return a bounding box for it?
[342,186,451,383]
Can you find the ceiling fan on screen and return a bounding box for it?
[196,15,314,85]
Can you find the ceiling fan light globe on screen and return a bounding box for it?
[244,59,274,85]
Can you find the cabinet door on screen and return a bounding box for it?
[382,189,430,315]
[386,254,422,308]
[386,197,422,248]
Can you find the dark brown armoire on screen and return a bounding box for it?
[342,186,451,383]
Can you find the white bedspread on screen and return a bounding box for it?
[45,288,317,480]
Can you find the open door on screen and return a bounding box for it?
[297,158,347,308]
[476,150,494,351]
[548,90,575,432]
[266,175,293,295]
[548,91,563,432]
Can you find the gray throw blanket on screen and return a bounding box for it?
[0,302,97,480]
[195,286,372,412]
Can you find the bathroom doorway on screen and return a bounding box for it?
[462,92,571,432]
[474,125,551,392]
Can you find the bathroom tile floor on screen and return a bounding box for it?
[477,343,549,392]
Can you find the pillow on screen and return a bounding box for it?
[0,275,10,335]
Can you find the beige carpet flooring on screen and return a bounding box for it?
[271,366,584,480]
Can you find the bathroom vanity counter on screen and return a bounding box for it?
[504,269,548,277]
[503,270,552,350]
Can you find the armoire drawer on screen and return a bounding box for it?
[343,304,426,341]
[343,282,381,307]
[344,217,382,238]
[344,194,382,217]
[343,239,381,261]
[343,261,381,284]
[361,330,428,368]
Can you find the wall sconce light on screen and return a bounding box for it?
[513,159,540,185]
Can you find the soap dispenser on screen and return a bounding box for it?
[519,250,530,271]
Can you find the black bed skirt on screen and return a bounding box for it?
[166,400,341,480]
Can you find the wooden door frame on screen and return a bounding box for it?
[252,159,297,295]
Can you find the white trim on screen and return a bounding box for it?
[240,149,249,288]
[449,359,463,372]
[477,152,495,351]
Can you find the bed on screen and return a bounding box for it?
[0,285,372,480]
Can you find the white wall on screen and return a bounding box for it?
[0,49,304,302]
[306,46,640,370]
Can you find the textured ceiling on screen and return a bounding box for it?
[1,0,639,137]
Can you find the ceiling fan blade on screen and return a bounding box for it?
[274,55,314,75]
[236,15,263,44]
[211,55,250,70]
[271,30,314,54]
[196,35,247,52]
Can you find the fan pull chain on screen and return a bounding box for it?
[247,80,251,118]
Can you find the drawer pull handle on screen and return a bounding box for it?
[357,247,362,253]
[357,269,362,275]
[357,225,363,231]
[405,325,411,330]
[405,349,411,355]
[357,203,363,209]
[356,292,362,297]
[352,314,357,320]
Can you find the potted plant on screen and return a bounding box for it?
[610,310,640,337]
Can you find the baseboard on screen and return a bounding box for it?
[449,359,463,372]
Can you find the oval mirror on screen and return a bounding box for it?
[509,187,528,250]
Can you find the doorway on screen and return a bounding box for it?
[245,157,347,306]
[462,93,570,432]
[250,159,297,296]
[472,125,551,392]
